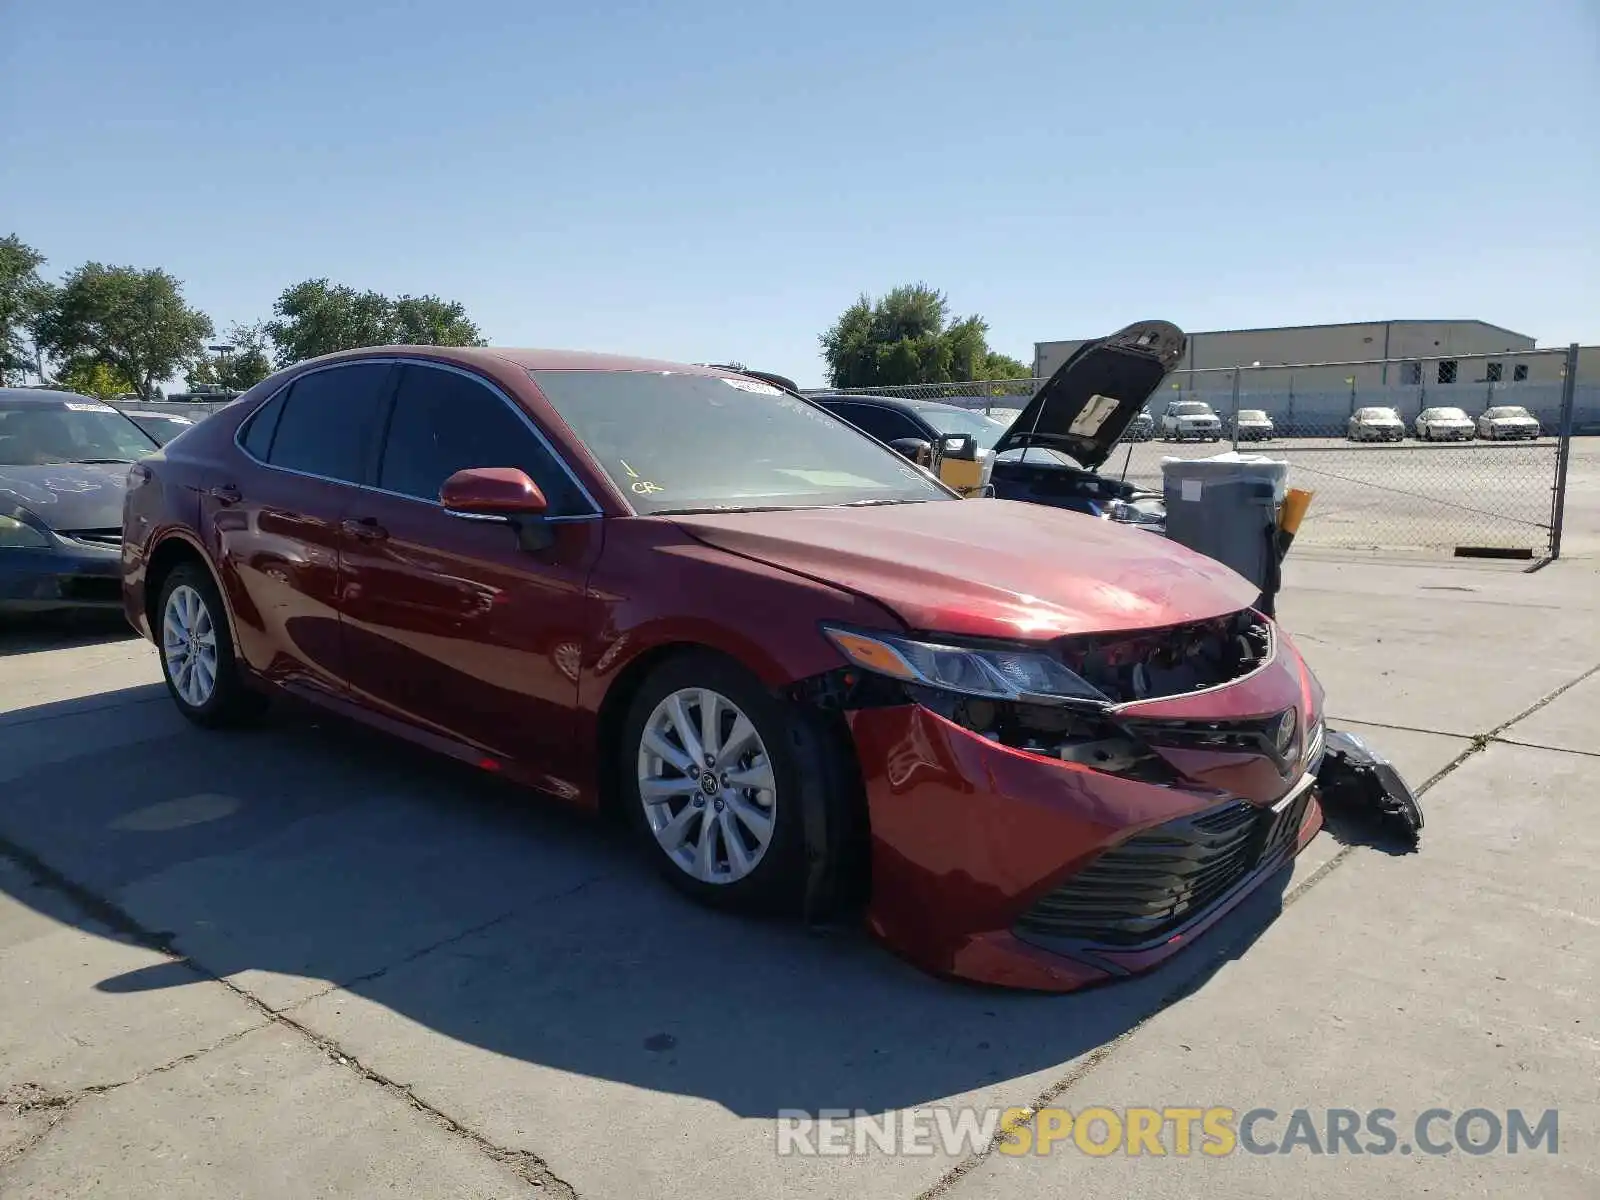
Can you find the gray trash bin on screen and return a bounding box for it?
[1162,452,1289,606]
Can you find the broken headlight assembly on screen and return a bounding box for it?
[816,626,1175,781]
[822,626,1111,706]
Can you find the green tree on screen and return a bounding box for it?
[0,235,49,383]
[34,263,213,398]
[982,351,1030,379]
[389,294,485,346]
[57,359,137,400]
[187,321,274,391]
[819,284,1026,388]
[265,279,486,366]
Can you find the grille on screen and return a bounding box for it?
[1015,789,1312,949]
[63,528,122,547]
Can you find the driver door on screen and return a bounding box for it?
[334,362,605,788]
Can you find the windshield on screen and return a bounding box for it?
[0,399,159,466]
[1238,410,1268,420]
[908,403,1008,450]
[1485,407,1531,419]
[529,370,953,514]
[1430,408,1469,420]
[1356,408,1398,420]
[1172,402,1213,416]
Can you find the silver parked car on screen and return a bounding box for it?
[1229,408,1274,441]
[1347,406,1405,442]
[1476,405,1540,441]
[1414,406,1475,442]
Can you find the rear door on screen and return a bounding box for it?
[335,362,605,783]
[212,361,394,701]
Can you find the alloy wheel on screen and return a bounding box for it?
[636,687,777,884]
[162,584,219,708]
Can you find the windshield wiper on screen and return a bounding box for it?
[835,498,923,507]
[70,458,137,465]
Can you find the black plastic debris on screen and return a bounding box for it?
[1315,729,1424,851]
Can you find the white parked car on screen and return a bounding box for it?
[1347,406,1405,442]
[1160,400,1221,442]
[1414,406,1475,442]
[1476,405,1541,441]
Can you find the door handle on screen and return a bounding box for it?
[208,484,242,505]
[341,516,389,542]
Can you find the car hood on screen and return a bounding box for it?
[992,320,1186,470]
[669,498,1259,641]
[0,462,130,531]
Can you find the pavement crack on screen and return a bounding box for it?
[263,1008,579,1197]
[1490,736,1600,759]
[0,839,582,1198]
[915,658,1600,1200]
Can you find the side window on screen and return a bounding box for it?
[377,365,584,514]
[833,403,921,444]
[265,363,393,483]
[240,391,285,460]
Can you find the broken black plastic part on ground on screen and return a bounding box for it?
[1315,729,1424,852]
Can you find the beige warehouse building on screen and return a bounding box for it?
[1034,319,1591,392]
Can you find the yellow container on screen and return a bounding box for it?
[939,456,985,494]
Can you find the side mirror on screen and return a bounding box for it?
[440,467,548,515]
[888,437,934,466]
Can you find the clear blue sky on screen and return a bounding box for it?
[4,0,1597,386]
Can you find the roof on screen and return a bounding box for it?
[302,345,737,375]
[0,387,98,405]
[811,393,976,414]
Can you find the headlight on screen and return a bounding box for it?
[823,625,1109,706]
[0,514,51,550]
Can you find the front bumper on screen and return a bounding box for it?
[847,632,1324,991]
[0,544,125,614]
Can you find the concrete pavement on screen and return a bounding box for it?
[0,551,1596,1198]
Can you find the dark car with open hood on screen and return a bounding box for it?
[121,344,1330,991]
[811,321,1183,527]
[0,388,159,615]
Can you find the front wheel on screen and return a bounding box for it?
[157,562,264,728]
[621,652,857,915]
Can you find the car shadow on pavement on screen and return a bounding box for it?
[0,683,1294,1119]
[0,611,140,657]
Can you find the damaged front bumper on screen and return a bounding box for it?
[837,622,1332,991]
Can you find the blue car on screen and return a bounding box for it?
[0,388,159,615]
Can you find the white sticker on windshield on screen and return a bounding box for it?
[1181,479,1204,502]
[64,401,115,412]
[1067,394,1120,437]
[720,377,782,395]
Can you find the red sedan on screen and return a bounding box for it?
[121,334,1325,991]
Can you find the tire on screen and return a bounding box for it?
[156,562,265,728]
[620,650,858,916]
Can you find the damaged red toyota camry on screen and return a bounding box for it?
[121,323,1326,992]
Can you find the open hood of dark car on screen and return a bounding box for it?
[992,320,1186,469]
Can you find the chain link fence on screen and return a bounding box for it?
[816,346,1594,561]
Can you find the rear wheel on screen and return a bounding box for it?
[157,562,264,728]
[621,651,853,915]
